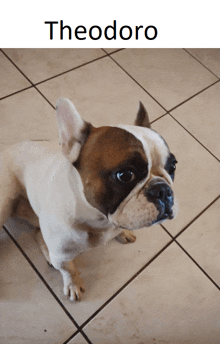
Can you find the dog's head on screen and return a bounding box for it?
[56,98,178,230]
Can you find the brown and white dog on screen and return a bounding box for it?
[0,98,177,301]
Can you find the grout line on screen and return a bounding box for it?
[1,49,35,85]
[167,79,220,113]
[175,240,220,290]
[35,86,55,109]
[65,203,220,343]
[160,195,220,289]
[184,49,220,80]
[33,54,108,87]
[63,331,79,344]
[72,238,175,335]
[163,195,220,241]
[0,86,34,101]
[3,224,94,344]
[108,53,168,113]
[2,225,81,333]
[168,111,220,162]
[173,195,220,240]
[0,49,55,107]
[150,112,168,125]
[108,53,220,125]
[63,330,92,344]
[1,48,219,128]
[150,82,219,162]
[147,79,219,127]
[0,48,107,105]
[1,48,107,87]
[63,330,93,344]
[150,86,220,161]
[161,226,220,291]
[107,51,220,157]
[101,48,125,56]
[151,84,220,163]
[1,49,57,109]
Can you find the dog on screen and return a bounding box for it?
[0,98,177,301]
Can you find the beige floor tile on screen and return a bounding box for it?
[112,49,218,110]
[152,115,219,236]
[0,143,13,153]
[178,199,220,285]
[83,243,220,344]
[4,49,105,84]
[5,217,171,325]
[171,82,220,159]
[0,88,58,148]
[186,49,220,77]
[0,52,31,98]
[0,228,77,344]
[37,56,165,127]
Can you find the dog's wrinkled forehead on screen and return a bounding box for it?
[75,125,149,174]
[117,124,169,168]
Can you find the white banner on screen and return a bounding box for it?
[1,0,219,48]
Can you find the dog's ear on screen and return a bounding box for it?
[134,101,151,128]
[56,98,92,162]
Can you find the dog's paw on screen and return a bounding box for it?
[63,274,85,301]
[63,283,85,301]
[116,229,136,244]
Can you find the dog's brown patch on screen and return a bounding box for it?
[74,126,148,216]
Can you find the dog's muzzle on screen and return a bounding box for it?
[145,181,174,223]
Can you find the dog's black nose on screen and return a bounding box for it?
[146,182,174,222]
[147,183,173,212]
[147,183,172,202]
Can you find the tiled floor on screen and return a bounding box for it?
[0,48,219,344]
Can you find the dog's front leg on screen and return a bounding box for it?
[50,255,85,301]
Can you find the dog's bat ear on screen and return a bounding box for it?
[134,101,151,128]
[56,98,92,162]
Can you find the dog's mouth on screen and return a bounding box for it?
[108,190,178,230]
[158,211,173,221]
[152,205,175,225]
[111,209,174,230]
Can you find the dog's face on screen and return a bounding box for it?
[56,98,177,230]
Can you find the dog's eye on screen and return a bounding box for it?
[116,171,136,183]
[168,160,177,180]
[169,164,176,174]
